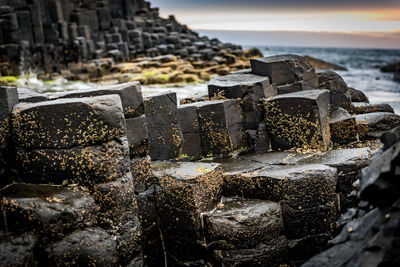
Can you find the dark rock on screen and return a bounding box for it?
[282,194,340,238]
[0,231,37,266]
[264,90,331,150]
[187,100,244,155]
[17,87,48,103]
[212,236,288,267]
[126,115,149,158]
[12,95,126,149]
[317,71,352,110]
[352,102,394,115]
[131,157,158,192]
[49,81,144,118]
[381,126,400,150]
[203,197,284,248]
[45,227,119,266]
[223,163,337,208]
[348,87,369,103]
[16,137,131,185]
[380,61,400,73]
[304,56,347,71]
[0,183,98,237]
[251,54,318,90]
[208,73,276,99]
[288,233,332,263]
[355,112,400,139]
[154,162,223,211]
[0,86,19,115]
[329,108,358,144]
[178,105,202,159]
[144,92,183,160]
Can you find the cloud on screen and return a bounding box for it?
[151,0,400,10]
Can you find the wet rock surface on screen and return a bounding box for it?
[2,54,400,266]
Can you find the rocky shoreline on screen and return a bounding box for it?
[1,54,400,266]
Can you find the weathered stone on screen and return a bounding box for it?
[224,163,337,208]
[251,55,318,89]
[329,107,358,144]
[16,137,131,184]
[0,183,98,238]
[317,71,352,110]
[0,86,19,115]
[355,112,400,139]
[49,82,144,118]
[348,87,369,103]
[144,92,183,160]
[131,157,157,192]
[187,100,244,155]
[212,236,288,267]
[352,102,394,115]
[0,231,37,267]
[178,105,202,159]
[126,115,149,158]
[381,126,400,150]
[202,197,284,248]
[208,73,277,99]
[154,162,223,211]
[45,227,119,266]
[264,90,331,150]
[17,87,48,103]
[12,95,126,149]
[282,194,340,238]
[287,233,332,263]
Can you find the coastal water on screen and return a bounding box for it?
[258,46,400,114]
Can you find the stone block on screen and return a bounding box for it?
[251,54,318,88]
[0,183,98,238]
[154,162,223,211]
[352,102,394,115]
[202,198,284,248]
[45,227,119,266]
[355,112,400,139]
[281,194,340,238]
[49,82,144,118]
[329,107,358,144]
[12,95,126,149]
[126,115,149,158]
[188,100,244,155]
[178,105,202,159]
[0,232,36,267]
[16,138,131,185]
[264,90,331,150]
[317,71,352,110]
[0,86,19,116]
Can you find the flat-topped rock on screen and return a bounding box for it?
[355,112,400,138]
[202,197,284,248]
[154,162,223,211]
[16,137,131,185]
[251,54,318,89]
[264,90,330,150]
[12,95,126,149]
[208,73,277,99]
[317,71,352,110]
[45,227,119,266]
[329,107,358,144]
[185,99,244,155]
[352,102,394,115]
[48,82,144,118]
[17,87,48,103]
[144,92,183,160]
[0,183,98,237]
[224,163,337,208]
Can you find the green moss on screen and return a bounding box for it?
[0,76,17,84]
[143,71,157,77]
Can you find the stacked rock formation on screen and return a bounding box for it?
[1,54,400,266]
[0,0,246,79]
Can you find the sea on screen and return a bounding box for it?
[18,46,400,114]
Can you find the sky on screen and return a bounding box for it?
[150,0,400,49]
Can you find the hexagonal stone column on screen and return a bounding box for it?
[264,90,331,150]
